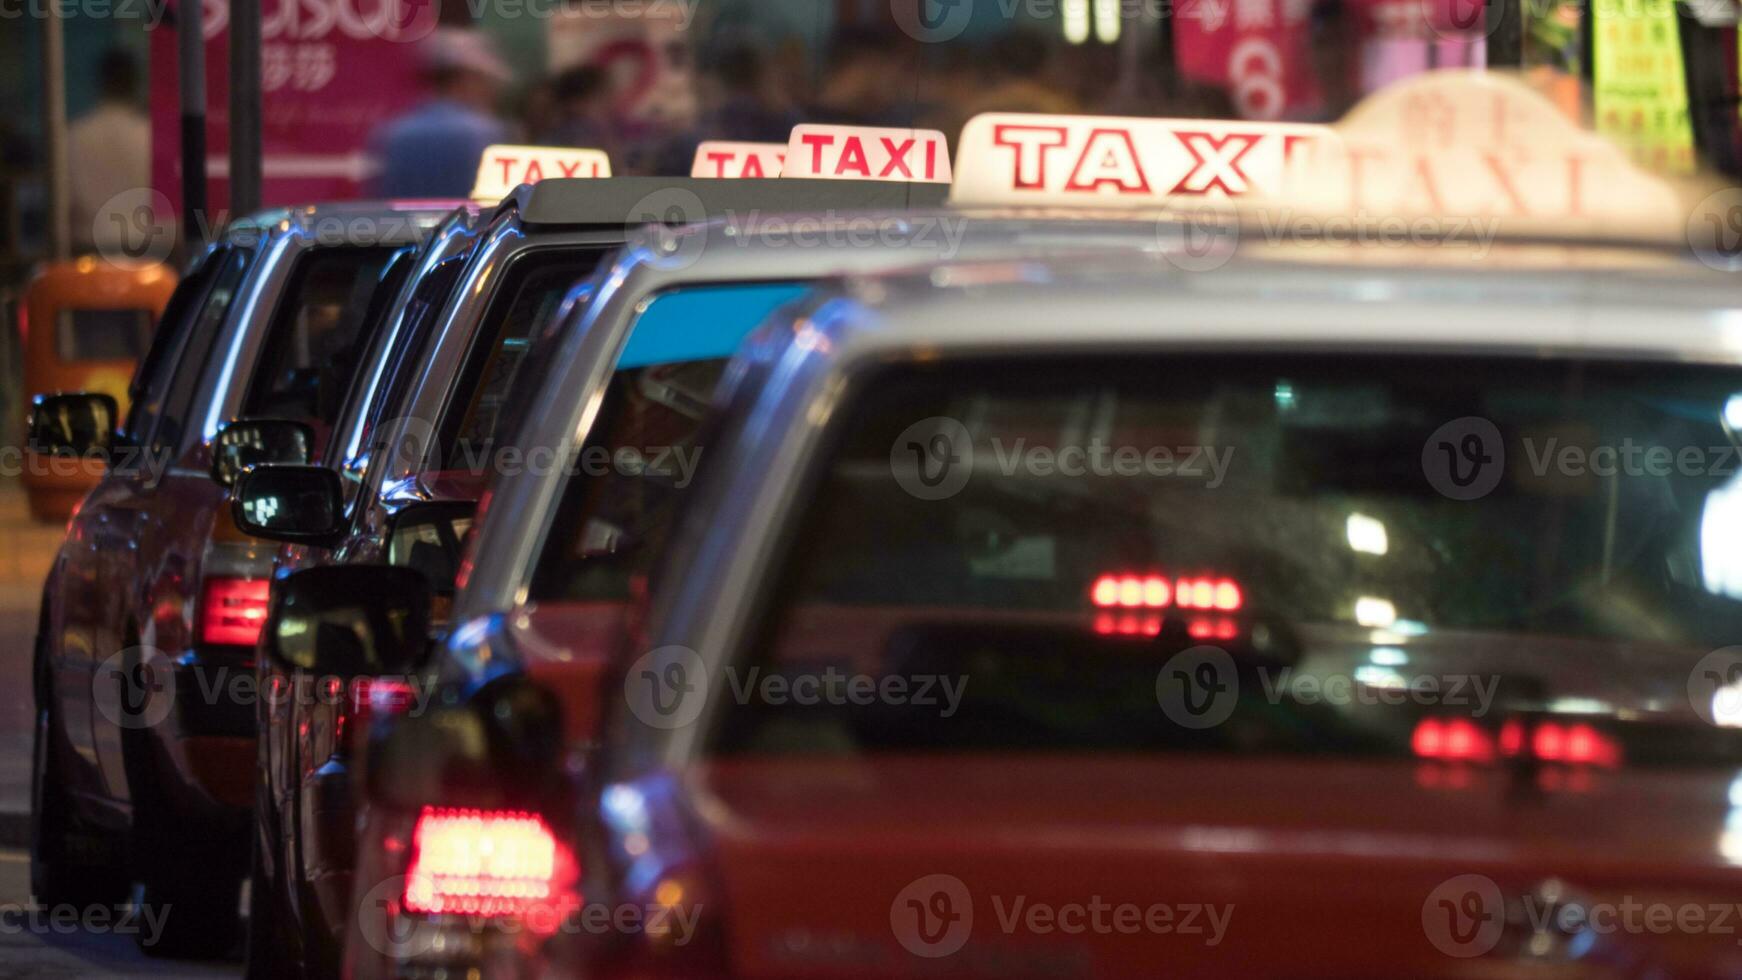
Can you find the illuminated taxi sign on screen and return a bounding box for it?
[1298,71,1683,229]
[691,141,787,179]
[781,125,952,184]
[471,145,612,203]
[949,113,1328,207]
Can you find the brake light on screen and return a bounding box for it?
[337,676,419,746]
[1090,573,1242,610]
[404,808,575,919]
[1414,717,1621,768]
[200,577,271,647]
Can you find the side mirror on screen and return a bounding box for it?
[28,393,118,458]
[265,564,432,677]
[212,418,315,487]
[232,464,345,546]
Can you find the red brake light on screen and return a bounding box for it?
[404,807,575,919]
[1414,717,1620,768]
[1090,573,1242,611]
[200,577,271,647]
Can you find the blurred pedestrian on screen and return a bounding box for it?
[655,43,801,174]
[68,47,151,255]
[368,28,511,199]
[537,65,621,157]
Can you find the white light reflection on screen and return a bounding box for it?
[1346,513,1389,556]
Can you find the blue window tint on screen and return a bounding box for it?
[618,282,810,370]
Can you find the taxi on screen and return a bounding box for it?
[302,73,1742,978]
[27,201,450,957]
[19,258,179,522]
[229,144,953,979]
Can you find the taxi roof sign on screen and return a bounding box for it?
[949,113,1328,207]
[691,141,787,179]
[950,71,1703,243]
[1294,70,1684,233]
[472,145,612,203]
[782,125,952,184]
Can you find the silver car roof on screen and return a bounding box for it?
[451,211,1210,621]
[595,244,1742,767]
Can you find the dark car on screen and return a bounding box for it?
[234,176,947,980]
[29,202,452,956]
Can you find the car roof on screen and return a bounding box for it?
[221,200,462,244]
[501,177,950,229]
[794,244,1742,367]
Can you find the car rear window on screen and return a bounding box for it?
[55,308,154,362]
[708,354,1742,765]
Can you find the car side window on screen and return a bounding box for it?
[123,249,223,446]
[150,247,255,456]
[242,246,398,443]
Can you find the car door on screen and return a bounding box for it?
[89,246,255,800]
[54,247,222,782]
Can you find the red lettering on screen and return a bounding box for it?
[704,151,732,178]
[993,124,1069,189]
[836,136,871,177]
[880,137,915,178]
[524,159,545,183]
[742,154,767,178]
[1066,128,1151,195]
[1481,153,1528,215]
[1169,131,1261,196]
[801,133,834,173]
[494,156,517,184]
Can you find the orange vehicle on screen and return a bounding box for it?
[20,258,176,521]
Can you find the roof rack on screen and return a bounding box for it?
[498,177,950,229]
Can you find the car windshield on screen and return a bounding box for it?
[527,281,811,601]
[710,354,1742,767]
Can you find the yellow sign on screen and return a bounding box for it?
[1592,0,1696,175]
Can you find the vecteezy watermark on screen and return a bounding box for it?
[94,645,443,731]
[1690,647,1742,729]
[0,902,171,946]
[890,417,1236,502]
[623,647,969,730]
[1250,209,1504,258]
[1154,645,1502,729]
[1690,188,1742,272]
[0,442,175,483]
[723,212,971,258]
[1424,416,1742,502]
[88,190,436,268]
[445,441,706,488]
[355,875,703,960]
[1423,874,1742,958]
[889,874,1233,960]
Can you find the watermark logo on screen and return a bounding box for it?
[625,645,709,730]
[1155,645,1239,729]
[891,417,974,501]
[1422,874,1505,957]
[1422,416,1504,500]
[1690,647,1742,728]
[892,0,976,42]
[94,187,176,266]
[1689,187,1742,272]
[891,874,974,957]
[94,645,175,731]
[1158,201,1240,273]
[630,188,711,272]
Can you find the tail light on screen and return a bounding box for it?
[1090,573,1242,611]
[1413,716,1622,769]
[404,807,577,921]
[337,676,418,746]
[200,577,271,647]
